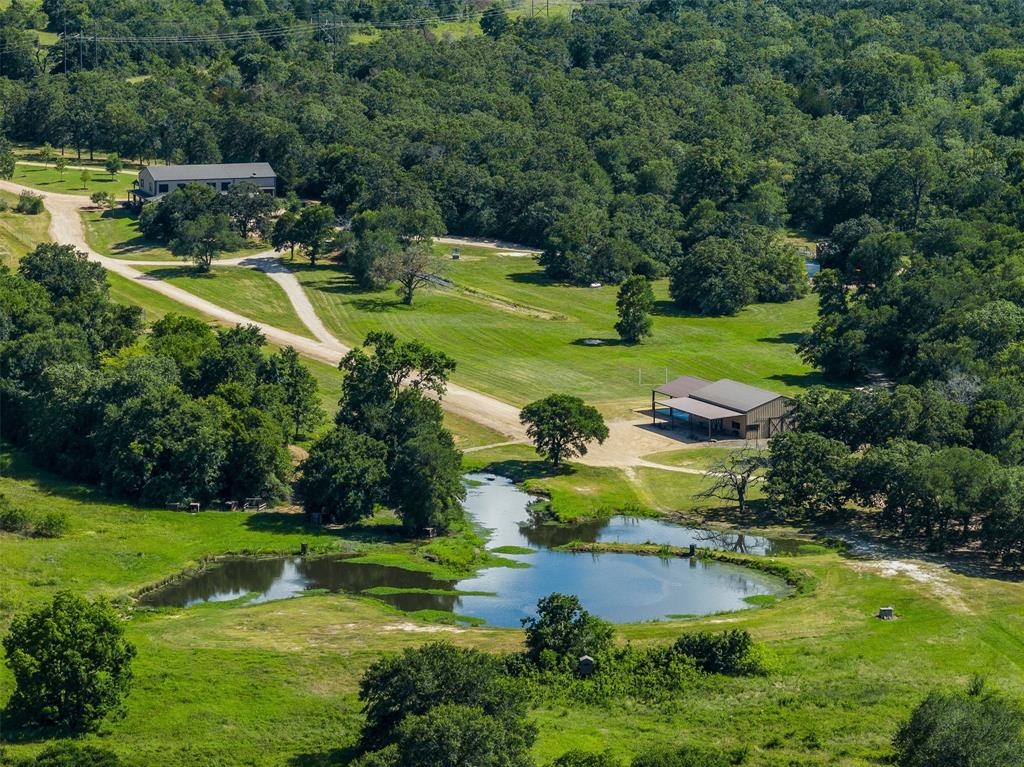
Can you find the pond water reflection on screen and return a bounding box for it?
[140,473,791,626]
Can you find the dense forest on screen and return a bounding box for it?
[2,0,1024,555]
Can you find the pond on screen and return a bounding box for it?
[139,473,792,626]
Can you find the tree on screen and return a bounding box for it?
[90,190,115,210]
[669,237,754,316]
[225,181,274,238]
[522,593,614,666]
[0,135,14,179]
[382,704,535,767]
[171,212,238,271]
[358,642,533,750]
[480,4,511,39]
[2,591,136,730]
[296,425,388,523]
[39,142,54,167]
[263,346,324,439]
[520,394,609,466]
[270,210,300,259]
[372,241,443,306]
[79,168,91,189]
[55,155,67,180]
[614,274,654,343]
[695,448,767,515]
[389,411,466,533]
[893,680,1024,767]
[104,152,122,179]
[764,431,852,520]
[295,203,335,264]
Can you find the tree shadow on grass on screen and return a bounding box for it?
[570,337,627,347]
[0,447,145,511]
[758,332,805,345]
[242,512,407,543]
[507,270,559,287]
[651,299,701,318]
[766,371,836,389]
[350,297,406,313]
[475,458,573,485]
[0,705,83,745]
[140,266,212,281]
[287,744,361,767]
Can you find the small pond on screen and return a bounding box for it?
[140,473,792,626]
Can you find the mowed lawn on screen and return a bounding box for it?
[0,190,50,267]
[135,265,315,339]
[12,162,136,198]
[82,207,267,262]
[1,450,1023,766]
[294,245,824,410]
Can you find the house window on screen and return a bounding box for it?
[221,181,231,191]
[208,182,216,188]
[157,183,168,193]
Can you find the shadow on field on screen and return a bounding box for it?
[507,270,557,287]
[287,744,361,766]
[350,297,405,313]
[570,337,626,347]
[475,458,573,484]
[141,266,211,281]
[651,299,700,318]
[758,331,805,345]
[243,513,407,544]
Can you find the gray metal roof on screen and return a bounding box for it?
[654,375,712,398]
[144,163,276,181]
[691,379,784,413]
[660,396,743,420]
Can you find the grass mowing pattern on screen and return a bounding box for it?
[135,265,316,339]
[294,247,824,410]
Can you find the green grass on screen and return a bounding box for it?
[1,448,1022,766]
[105,271,211,324]
[135,265,315,339]
[12,162,136,197]
[0,190,50,267]
[293,247,823,411]
[82,207,264,261]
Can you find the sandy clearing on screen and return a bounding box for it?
[848,558,973,614]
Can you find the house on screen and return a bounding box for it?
[650,376,791,439]
[128,162,277,206]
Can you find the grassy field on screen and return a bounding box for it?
[0,190,50,267]
[82,207,266,261]
[294,245,823,411]
[135,265,315,339]
[1,448,1022,766]
[12,162,136,198]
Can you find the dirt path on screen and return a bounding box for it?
[435,235,541,257]
[2,179,692,464]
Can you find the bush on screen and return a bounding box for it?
[16,191,44,215]
[892,680,1024,767]
[33,511,69,538]
[358,641,532,750]
[673,630,765,675]
[0,494,33,534]
[631,745,747,767]
[552,750,624,767]
[0,196,8,213]
[15,742,124,767]
[3,591,136,730]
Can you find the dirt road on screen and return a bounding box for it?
[2,179,691,465]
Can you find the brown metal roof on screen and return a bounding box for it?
[691,379,784,413]
[660,396,743,421]
[654,375,712,398]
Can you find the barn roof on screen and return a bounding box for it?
[144,163,276,181]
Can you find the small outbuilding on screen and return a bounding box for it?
[651,376,791,439]
[128,162,277,206]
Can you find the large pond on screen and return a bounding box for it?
[140,473,792,626]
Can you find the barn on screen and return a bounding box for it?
[650,376,791,439]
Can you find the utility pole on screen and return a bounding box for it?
[63,21,68,75]
[78,29,83,70]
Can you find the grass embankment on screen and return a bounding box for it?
[134,265,315,339]
[1,449,1022,765]
[82,207,265,262]
[12,162,136,198]
[294,244,822,412]
[0,190,50,267]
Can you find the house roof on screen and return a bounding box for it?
[691,379,784,413]
[144,163,276,181]
[660,396,743,421]
[654,375,712,399]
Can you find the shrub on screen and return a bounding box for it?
[358,641,532,750]
[0,196,8,212]
[892,680,1024,767]
[3,591,136,730]
[15,742,124,766]
[673,630,764,675]
[552,750,624,766]
[0,494,33,534]
[34,511,69,538]
[631,745,747,767]
[16,191,44,215]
